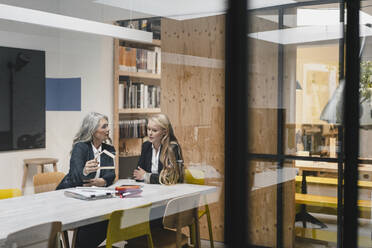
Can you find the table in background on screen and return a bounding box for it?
[295,161,372,227]
[295,161,372,178]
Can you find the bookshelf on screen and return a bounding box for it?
[113,33,161,180]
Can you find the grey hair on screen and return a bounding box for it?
[71,112,111,152]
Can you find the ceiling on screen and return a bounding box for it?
[1,0,370,42]
[0,0,323,23]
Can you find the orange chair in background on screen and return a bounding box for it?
[33,171,65,193]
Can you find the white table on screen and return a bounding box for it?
[0,180,217,247]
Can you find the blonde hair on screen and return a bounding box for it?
[147,114,184,184]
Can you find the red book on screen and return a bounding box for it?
[115,185,142,195]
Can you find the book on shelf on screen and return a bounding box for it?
[119,46,161,74]
[144,84,148,108]
[154,47,161,74]
[119,47,136,72]
[136,49,147,73]
[140,83,144,109]
[119,79,161,109]
[131,82,139,108]
[156,86,161,107]
[132,83,136,108]
[118,17,161,40]
[119,119,147,139]
[151,86,156,108]
[118,84,124,109]
[147,50,156,74]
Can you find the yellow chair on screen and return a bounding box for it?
[185,168,214,248]
[0,188,21,199]
[106,203,154,248]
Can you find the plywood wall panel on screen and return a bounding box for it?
[161,15,225,241]
[248,39,278,109]
[163,16,225,59]
[248,183,277,246]
[247,108,278,154]
[247,159,295,248]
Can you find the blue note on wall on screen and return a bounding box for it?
[46,78,81,111]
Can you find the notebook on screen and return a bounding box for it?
[64,188,113,200]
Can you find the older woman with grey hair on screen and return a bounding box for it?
[57,112,115,189]
[57,112,116,248]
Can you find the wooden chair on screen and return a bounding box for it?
[105,203,154,248]
[127,194,201,248]
[0,188,22,199]
[184,168,214,248]
[22,158,59,194]
[5,221,62,248]
[33,172,65,194]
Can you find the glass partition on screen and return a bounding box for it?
[247,1,345,247]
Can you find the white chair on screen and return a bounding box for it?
[5,221,62,248]
[128,193,201,248]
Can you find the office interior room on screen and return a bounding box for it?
[0,0,226,247]
[246,0,372,247]
[4,0,372,247]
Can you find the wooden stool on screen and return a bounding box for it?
[22,158,58,194]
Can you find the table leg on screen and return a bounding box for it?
[194,208,201,248]
[302,171,308,194]
[53,163,58,172]
[21,164,28,195]
[301,171,308,227]
[295,170,327,228]
[62,231,70,248]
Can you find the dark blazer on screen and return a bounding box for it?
[138,141,182,184]
[57,141,116,189]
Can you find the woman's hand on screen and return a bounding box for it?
[133,167,146,180]
[83,178,107,187]
[83,159,99,175]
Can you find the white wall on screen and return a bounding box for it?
[0,23,114,195]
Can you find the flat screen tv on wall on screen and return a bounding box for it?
[0,46,45,151]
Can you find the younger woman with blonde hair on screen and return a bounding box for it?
[133,113,184,184]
